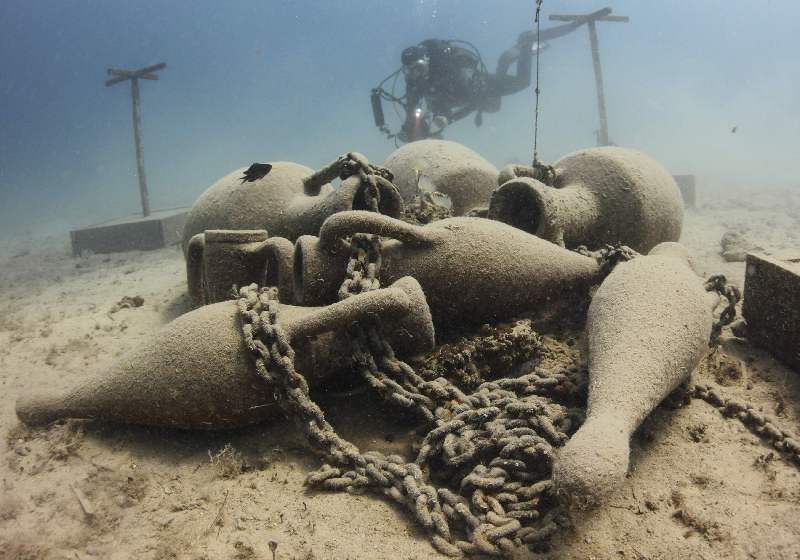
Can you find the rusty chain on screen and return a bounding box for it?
[692,383,800,466]
[703,274,741,341]
[573,243,639,278]
[236,158,790,557]
[236,160,590,556]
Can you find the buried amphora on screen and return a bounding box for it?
[182,158,403,252]
[294,211,603,326]
[16,277,433,430]
[186,229,294,307]
[489,147,683,253]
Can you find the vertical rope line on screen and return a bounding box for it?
[532,0,543,165]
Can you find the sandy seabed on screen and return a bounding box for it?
[1,188,799,560]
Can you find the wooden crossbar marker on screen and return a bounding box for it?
[105,62,166,216]
[549,9,628,146]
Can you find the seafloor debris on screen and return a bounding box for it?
[108,295,144,314]
[719,229,756,262]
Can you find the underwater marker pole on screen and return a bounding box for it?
[549,9,627,146]
[105,63,166,217]
[532,0,543,166]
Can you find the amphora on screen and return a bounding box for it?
[552,242,718,508]
[186,229,294,307]
[383,139,498,215]
[16,277,433,430]
[488,147,683,252]
[294,211,602,326]
[182,160,403,251]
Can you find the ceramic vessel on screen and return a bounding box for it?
[16,277,434,430]
[186,229,294,307]
[182,162,403,251]
[552,242,717,508]
[293,211,602,326]
[382,139,498,215]
[488,147,683,252]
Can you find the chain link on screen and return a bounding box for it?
[573,243,639,277]
[703,274,741,341]
[692,384,800,466]
[235,161,591,556]
[236,161,786,557]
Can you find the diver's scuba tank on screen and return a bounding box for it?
[370,88,385,128]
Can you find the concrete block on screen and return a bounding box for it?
[672,174,696,208]
[743,252,800,371]
[70,208,188,256]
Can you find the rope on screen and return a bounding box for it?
[532,0,544,165]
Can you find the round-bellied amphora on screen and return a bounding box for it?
[293,211,603,327]
[488,147,683,253]
[383,139,498,215]
[182,161,403,251]
[16,277,434,430]
[552,242,719,508]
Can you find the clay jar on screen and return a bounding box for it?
[552,242,718,508]
[16,277,434,430]
[186,229,294,307]
[382,139,499,215]
[488,147,683,253]
[182,161,404,251]
[293,211,602,326]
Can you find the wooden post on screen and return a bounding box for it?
[105,62,166,217]
[586,20,609,146]
[550,9,627,146]
[129,78,150,216]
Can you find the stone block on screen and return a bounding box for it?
[70,208,188,256]
[743,252,800,371]
[672,174,696,208]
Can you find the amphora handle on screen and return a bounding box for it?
[318,211,441,252]
[186,233,206,308]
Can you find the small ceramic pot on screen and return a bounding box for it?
[186,229,294,307]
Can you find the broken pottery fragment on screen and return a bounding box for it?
[552,242,717,508]
[488,147,683,253]
[293,211,602,326]
[383,139,498,215]
[182,161,403,251]
[16,277,433,430]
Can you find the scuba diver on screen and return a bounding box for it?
[371,13,604,143]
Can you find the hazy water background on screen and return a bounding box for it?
[0,0,797,238]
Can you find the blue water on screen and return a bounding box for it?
[1,0,798,236]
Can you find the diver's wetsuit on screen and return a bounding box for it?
[401,38,532,139]
[400,21,585,140]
